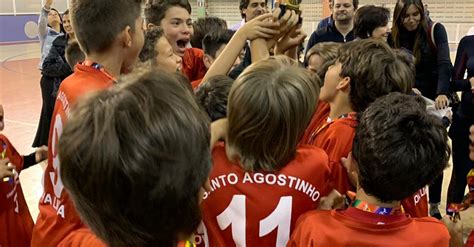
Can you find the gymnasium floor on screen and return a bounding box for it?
[0,42,473,240]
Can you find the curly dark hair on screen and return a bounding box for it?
[353,92,450,202]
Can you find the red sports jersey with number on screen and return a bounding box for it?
[0,135,34,247]
[182,48,207,82]
[198,143,331,247]
[401,187,429,217]
[310,116,357,194]
[300,101,330,145]
[32,63,114,246]
[288,208,450,247]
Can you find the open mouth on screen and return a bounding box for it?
[177,39,189,50]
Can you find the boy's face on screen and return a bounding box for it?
[123,17,145,74]
[204,44,242,71]
[0,105,4,131]
[307,54,324,74]
[160,6,193,57]
[243,0,267,22]
[321,61,344,102]
[155,36,183,73]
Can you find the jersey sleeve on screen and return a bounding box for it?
[0,135,24,172]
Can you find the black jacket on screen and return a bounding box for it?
[41,35,73,98]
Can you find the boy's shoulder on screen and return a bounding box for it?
[291,210,450,246]
[59,64,114,100]
[59,228,106,247]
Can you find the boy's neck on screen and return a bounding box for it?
[328,97,354,120]
[355,187,401,208]
[86,51,124,78]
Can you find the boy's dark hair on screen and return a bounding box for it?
[195,75,234,121]
[239,0,268,19]
[338,39,413,112]
[139,27,165,63]
[228,56,320,172]
[354,5,390,39]
[353,92,450,202]
[65,41,85,68]
[202,30,234,58]
[190,17,228,49]
[59,70,211,246]
[71,0,142,55]
[145,0,191,26]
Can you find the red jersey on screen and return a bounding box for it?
[0,135,34,247]
[191,78,203,89]
[401,187,429,217]
[182,48,207,82]
[300,101,330,145]
[58,228,106,247]
[198,143,331,247]
[59,228,195,247]
[289,208,450,247]
[32,63,115,246]
[310,114,357,194]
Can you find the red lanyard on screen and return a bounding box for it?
[81,60,116,82]
[308,112,357,144]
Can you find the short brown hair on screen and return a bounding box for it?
[195,75,234,121]
[338,39,414,112]
[145,0,191,26]
[353,92,450,202]
[59,69,211,246]
[306,42,341,82]
[71,0,142,54]
[227,56,320,172]
[190,17,228,49]
[65,41,85,68]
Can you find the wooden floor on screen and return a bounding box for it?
[0,43,472,240]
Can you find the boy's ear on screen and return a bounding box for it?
[336,76,351,92]
[147,23,157,30]
[121,25,133,48]
[203,54,214,69]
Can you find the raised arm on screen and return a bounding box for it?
[201,13,279,82]
[38,0,54,39]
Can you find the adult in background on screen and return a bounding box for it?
[353,5,390,41]
[448,34,474,219]
[304,0,357,64]
[389,0,452,219]
[34,9,76,148]
[230,0,268,31]
[33,0,64,147]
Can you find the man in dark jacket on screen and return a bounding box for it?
[305,0,358,64]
